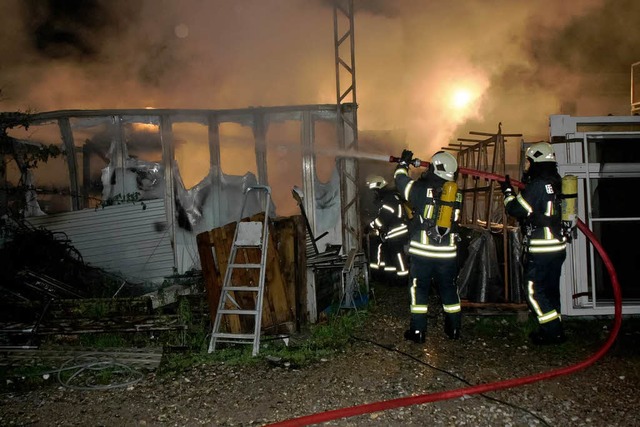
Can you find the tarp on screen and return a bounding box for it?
[457,226,524,303]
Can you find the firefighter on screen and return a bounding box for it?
[394,149,463,343]
[500,142,567,345]
[365,175,410,282]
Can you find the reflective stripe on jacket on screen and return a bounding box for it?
[504,176,566,253]
[394,165,462,259]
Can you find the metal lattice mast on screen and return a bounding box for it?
[333,0,361,253]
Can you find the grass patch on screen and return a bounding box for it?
[158,308,369,375]
[78,333,131,348]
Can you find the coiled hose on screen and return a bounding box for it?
[267,167,622,427]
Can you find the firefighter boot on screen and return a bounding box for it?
[404,329,426,344]
[444,315,461,340]
[529,321,566,345]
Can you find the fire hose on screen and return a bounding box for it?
[267,159,622,427]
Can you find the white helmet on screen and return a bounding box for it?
[430,151,458,181]
[526,142,556,163]
[366,175,387,190]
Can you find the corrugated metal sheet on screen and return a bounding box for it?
[25,199,175,285]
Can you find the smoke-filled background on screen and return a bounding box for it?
[1,0,639,158]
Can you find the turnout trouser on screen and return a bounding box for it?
[524,250,567,337]
[383,237,409,277]
[408,255,461,332]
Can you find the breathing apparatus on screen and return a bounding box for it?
[561,174,578,240]
[435,181,457,233]
[390,152,459,239]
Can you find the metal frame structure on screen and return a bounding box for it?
[447,123,522,227]
[333,0,361,254]
[446,124,522,301]
[1,3,367,324]
[3,106,345,287]
[550,114,640,316]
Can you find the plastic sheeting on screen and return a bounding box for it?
[313,167,342,252]
[457,226,525,303]
[99,144,272,233]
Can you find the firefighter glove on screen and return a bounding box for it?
[500,174,513,196]
[399,149,414,167]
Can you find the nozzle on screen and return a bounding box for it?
[389,156,428,168]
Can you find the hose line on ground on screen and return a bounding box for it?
[266,168,622,427]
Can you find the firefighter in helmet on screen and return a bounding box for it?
[500,142,567,345]
[366,174,410,282]
[394,149,463,344]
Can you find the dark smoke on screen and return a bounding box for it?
[23,0,134,60]
[2,0,639,151]
[521,0,640,101]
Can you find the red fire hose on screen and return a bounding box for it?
[266,160,622,427]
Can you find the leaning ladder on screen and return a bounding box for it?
[208,185,271,356]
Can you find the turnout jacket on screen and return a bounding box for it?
[503,173,566,254]
[369,190,409,241]
[394,165,463,259]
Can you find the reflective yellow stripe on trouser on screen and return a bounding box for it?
[369,243,382,269]
[443,302,461,314]
[410,278,428,314]
[397,253,409,276]
[527,280,560,324]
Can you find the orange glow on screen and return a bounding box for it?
[131,123,159,132]
[440,74,488,122]
[451,88,473,109]
[406,66,490,151]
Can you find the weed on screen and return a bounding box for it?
[78,333,130,348]
[158,308,369,375]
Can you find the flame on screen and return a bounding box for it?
[441,72,489,123]
[405,65,490,152]
[451,88,473,109]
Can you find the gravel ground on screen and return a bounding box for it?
[1,283,639,427]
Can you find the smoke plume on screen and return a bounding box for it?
[1,0,639,160]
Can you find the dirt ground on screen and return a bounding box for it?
[1,283,639,427]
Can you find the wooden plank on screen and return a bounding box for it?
[270,217,303,332]
[0,297,154,323]
[34,314,186,335]
[261,226,287,332]
[210,221,243,333]
[0,347,163,370]
[196,230,221,325]
[196,213,298,335]
[46,297,154,318]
